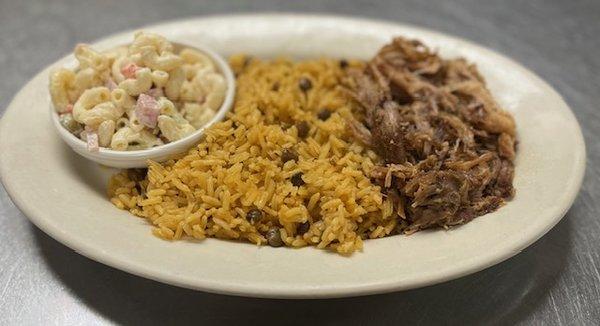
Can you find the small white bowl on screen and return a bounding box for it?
[50,42,235,169]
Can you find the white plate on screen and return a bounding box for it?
[0,14,585,298]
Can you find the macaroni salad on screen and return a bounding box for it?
[49,31,225,151]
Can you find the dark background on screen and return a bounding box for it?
[1,1,599,325]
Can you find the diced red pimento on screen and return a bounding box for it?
[135,94,160,128]
[86,131,99,152]
[121,63,139,79]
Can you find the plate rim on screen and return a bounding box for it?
[0,13,586,298]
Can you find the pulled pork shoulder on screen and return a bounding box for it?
[348,37,517,233]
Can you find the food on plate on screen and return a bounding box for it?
[108,37,516,254]
[346,37,516,233]
[49,31,225,151]
[110,57,395,254]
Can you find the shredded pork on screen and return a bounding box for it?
[348,37,517,233]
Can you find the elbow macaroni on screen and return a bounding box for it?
[111,127,164,151]
[74,44,109,71]
[140,50,183,71]
[129,31,173,56]
[49,68,76,113]
[98,120,116,147]
[157,115,196,142]
[73,67,106,99]
[111,88,136,111]
[180,48,215,70]
[182,102,216,129]
[118,67,153,96]
[151,70,169,88]
[49,31,225,151]
[157,97,177,116]
[73,88,123,128]
[164,66,185,100]
[197,72,226,110]
[110,127,134,150]
[111,56,132,83]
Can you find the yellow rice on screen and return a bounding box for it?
[108,56,396,254]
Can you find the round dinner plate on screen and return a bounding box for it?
[0,14,585,298]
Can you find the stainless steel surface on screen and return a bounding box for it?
[0,0,598,325]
